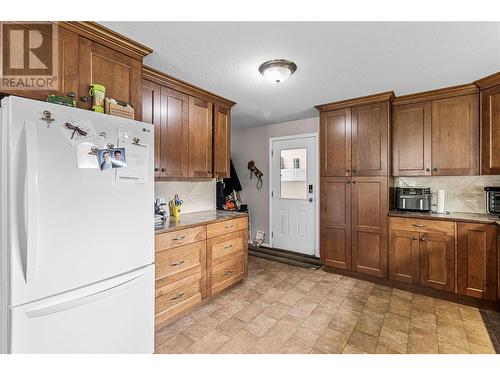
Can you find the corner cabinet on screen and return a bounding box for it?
[142,66,235,180]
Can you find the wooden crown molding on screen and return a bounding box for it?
[58,21,153,60]
[474,71,500,90]
[393,83,478,106]
[142,65,236,108]
[315,91,395,112]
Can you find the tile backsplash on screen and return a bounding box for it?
[392,176,500,213]
[155,179,216,214]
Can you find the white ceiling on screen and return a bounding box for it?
[101,22,500,129]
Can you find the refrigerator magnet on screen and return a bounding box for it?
[76,143,99,169]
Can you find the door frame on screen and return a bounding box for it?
[268,133,320,257]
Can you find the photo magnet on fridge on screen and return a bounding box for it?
[98,149,113,171]
[111,148,127,168]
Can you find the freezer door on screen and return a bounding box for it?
[6,97,154,306]
[9,265,154,353]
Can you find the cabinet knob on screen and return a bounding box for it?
[352,180,356,184]
[352,169,357,173]
[412,236,419,240]
[80,96,89,103]
[161,168,166,172]
[346,181,351,184]
[346,169,350,173]
[433,168,438,171]
[425,168,430,172]
[67,92,76,98]
[154,168,160,172]
[420,236,427,241]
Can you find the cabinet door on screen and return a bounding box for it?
[419,232,455,292]
[78,37,142,120]
[159,87,189,178]
[141,79,162,177]
[0,23,79,100]
[351,102,389,176]
[320,177,351,270]
[392,102,432,176]
[431,94,479,175]
[457,223,497,301]
[351,176,388,277]
[481,86,500,174]
[320,109,351,176]
[188,97,213,177]
[389,229,420,284]
[213,104,231,178]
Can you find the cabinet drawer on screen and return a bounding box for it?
[211,254,245,295]
[207,217,248,238]
[389,217,455,236]
[155,272,203,324]
[209,229,247,262]
[156,241,205,281]
[155,225,206,251]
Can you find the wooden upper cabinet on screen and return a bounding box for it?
[480,85,500,174]
[0,24,79,100]
[160,88,189,178]
[320,177,352,270]
[188,97,213,178]
[419,231,455,292]
[142,79,162,177]
[431,94,479,175]
[392,102,432,176]
[213,104,231,178]
[320,109,351,177]
[457,223,497,301]
[389,229,420,284]
[351,102,389,176]
[78,38,143,120]
[351,176,388,277]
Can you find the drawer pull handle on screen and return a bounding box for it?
[224,244,233,249]
[224,224,235,230]
[223,270,233,276]
[170,292,185,301]
[171,260,185,267]
[412,224,427,228]
[172,235,186,241]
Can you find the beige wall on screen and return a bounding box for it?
[231,117,319,243]
[155,180,216,215]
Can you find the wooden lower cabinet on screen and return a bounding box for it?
[419,231,455,293]
[457,223,497,301]
[351,177,388,277]
[389,229,420,284]
[155,216,248,328]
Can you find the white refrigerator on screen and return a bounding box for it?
[0,96,154,353]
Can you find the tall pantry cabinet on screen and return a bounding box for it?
[316,92,394,277]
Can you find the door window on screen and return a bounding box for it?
[280,148,307,199]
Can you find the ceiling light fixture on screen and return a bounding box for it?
[259,59,297,84]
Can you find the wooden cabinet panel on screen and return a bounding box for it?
[207,217,248,239]
[351,177,388,277]
[457,223,497,301]
[419,232,455,292]
[155,241,205,283]
[208,229,247,262]
[389,217,455,236]
[390,229,420,284]
[0,24,79,101]
[320,109,351,176]
[210,253,245,296]
[392,102,432,176]
[351,102,389,176]
[79,37,142,120]
[159,87,189,178]
[188,97,213,177]
[431,94,479,175]
[155,226,206,252]
[213,104,231,178]
[320,177,352,270]
[142,79,162,177]
[481,86,500,174]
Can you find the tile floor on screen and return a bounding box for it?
[155,256,500,354]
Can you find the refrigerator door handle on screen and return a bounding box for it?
[24,120,38,283]
[26,272,145,318]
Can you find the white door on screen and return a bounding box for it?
[3,96,154,307]
[270,135,317,255]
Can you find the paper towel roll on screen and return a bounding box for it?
[436,189,446,213]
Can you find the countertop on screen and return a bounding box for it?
[389,210,500,224]
[155,210,248,234]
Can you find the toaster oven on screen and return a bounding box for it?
[485,187,500,215]
[395,187,432,212]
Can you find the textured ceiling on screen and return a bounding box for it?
[101,22,500,129]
